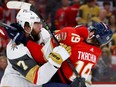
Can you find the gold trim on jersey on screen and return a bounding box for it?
[26,65,39,83]
[49,52,63,65]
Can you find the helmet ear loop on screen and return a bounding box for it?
[24,22,32,34]
[88,30,95,40]
[29,26,35,40]
[24,22,34,40]
[88,35,95,40]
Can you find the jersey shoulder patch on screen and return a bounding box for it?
[7,40,31,59]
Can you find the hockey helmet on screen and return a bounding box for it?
[88,22,113,46]
[16,9,41,33]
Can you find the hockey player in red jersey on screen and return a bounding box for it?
[34,23,112,85]
[8,21,113,87]
[48,22,112,87]
[49,23,112,86]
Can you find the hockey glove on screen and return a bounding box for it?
[70,77,86,87]
[5,23,24,39]
[10,23,24,31]
[48,44,71,68]
[13,32,29,45]
[60,43,71,55]
[5,23,29,45]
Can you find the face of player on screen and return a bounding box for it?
[24,22,42,41]
[32,22,42,34]
[31,22,42,41]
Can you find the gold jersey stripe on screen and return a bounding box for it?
[26,65,39,83]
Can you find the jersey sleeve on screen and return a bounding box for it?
[7,40,58,85]
[26,40,47,64]
[54,27,80,46]
[54,26,88,46]
[75,25,89,40]
[38,28,50,45]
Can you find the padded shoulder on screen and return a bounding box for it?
[6,40,31,59]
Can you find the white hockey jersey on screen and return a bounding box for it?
[0,28,58,87]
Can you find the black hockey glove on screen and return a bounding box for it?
[70,77,86,87]
[5,23,24,39]
[5,23,29,45]
[12,31,29,45]
[10,23,24,31]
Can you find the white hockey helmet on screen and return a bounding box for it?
[16,9,41,33]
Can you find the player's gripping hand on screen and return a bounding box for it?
[48,44,71,68]
[60,43,71,55]
[12,32,29,45]
[5,23,24,39]
[5,23,29,45]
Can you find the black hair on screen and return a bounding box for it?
[103,1,110,6]
[24,22,30,27]
[91,37,101,47]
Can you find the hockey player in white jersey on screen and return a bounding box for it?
[0,9,71,87]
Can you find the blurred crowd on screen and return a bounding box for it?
[0,0,116,83]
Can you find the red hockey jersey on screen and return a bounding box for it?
[59,41,101,83]
[26,26,101,84]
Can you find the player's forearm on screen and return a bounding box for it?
[35,62,58,85]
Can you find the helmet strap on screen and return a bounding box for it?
[88,35,95,40]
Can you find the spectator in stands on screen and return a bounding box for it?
[103,1,112,20]
[112,8,116,16]
[108,15,116,79]
[3,0,12,24]
[0,27,9,55]
[55,0,69,30]
[109,33,116,60]
[110,33,116,81]
[88,9,108,26]
[45,0,61,32]
[108,15,116,33]
[64,0,81,27]
[2,0,17,24]
[96,47,112,81]
[76,0,100,26]
[0,5,4,22]
[0,56,7,83]
[112,33,116,47]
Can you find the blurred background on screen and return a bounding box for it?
[0,0,116,84]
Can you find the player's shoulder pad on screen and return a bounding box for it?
[6,40,30,59]
[74,25,89,39]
